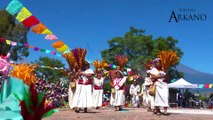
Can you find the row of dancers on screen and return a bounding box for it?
[68,59,169,115]
[68,61,127,113]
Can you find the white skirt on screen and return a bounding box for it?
[71,84,93,108]
[114,90,125,106]
[110,93,115,106]
[92,89,103,107]
[68,85,74,108]
[147,92,155,109]
[154,82,169,107]
[143,87,149,107]
[143,87,155,109]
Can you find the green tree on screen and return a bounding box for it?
[33,57,66,83]
[0,9,29,60]
[101,27,154,69]
[101,27,184,82]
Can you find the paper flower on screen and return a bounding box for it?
[10,63,37,86]
[15,84,56,120]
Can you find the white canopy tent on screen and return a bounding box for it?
[168,78,198,88]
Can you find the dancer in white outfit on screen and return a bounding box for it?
[143,70,155,112]
[92,69,105,109]
[68,69,79,110]
[150,58,169,115]
[129,79,140,108]
[68,70,75,109]
[109,70,116,107]
[141,83,146,106]
[112,70,127,111]
[72,61,94,113]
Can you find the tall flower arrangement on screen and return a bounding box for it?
[63,52,77,70]
[71,48,87,70]
[115,55,128,69]
[143,60,154,70]
[157,50,180,70]
[93,59,108,69]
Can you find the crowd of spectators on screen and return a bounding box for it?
[35,79,69,107]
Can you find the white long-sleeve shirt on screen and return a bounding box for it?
[129,84,140,96]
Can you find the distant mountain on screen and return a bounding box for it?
[177,63,213,84]
[176,64,213,92]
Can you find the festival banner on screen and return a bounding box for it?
[56,44,69,53]
[37,65,67,71]
[56,53,62,57]
[6,40,12,45]
[52,51,56,55]
[4,0,132,71]
[28,45,34,48]
[52,40,65,49]
[41,28,53,34]
[6,0,54,36]
[32,23,47,34]
[1,39,62,57]
[11,41,17,46]
[196,84,213,89]
[209,84,213,88]
[6,0,23,15]
[198,84,204,88]
[34,47,39,51]
[2,38,134,72]
[45,34,58,40]
[204,84,209,88]
[52,40,70,54]
[45,50,51,54]
[22,16,40,28]
[16,7,32,22]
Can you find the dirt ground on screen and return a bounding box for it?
[44,107,213,120]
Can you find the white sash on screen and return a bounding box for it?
[114,76,127,90]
